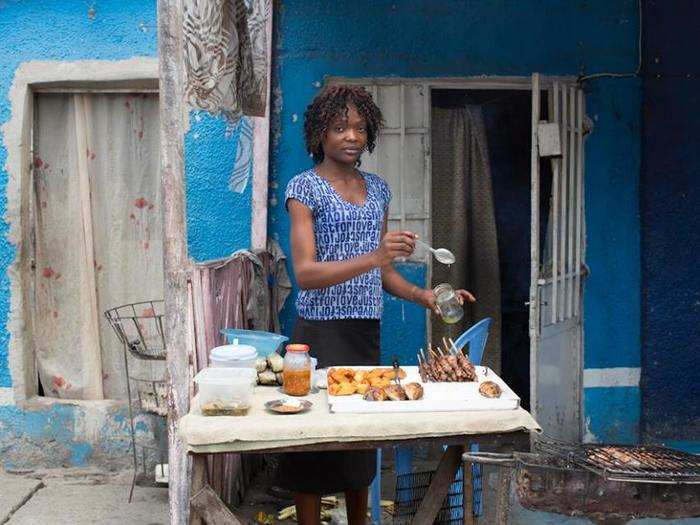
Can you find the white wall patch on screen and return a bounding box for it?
[583,367,641,388]
[0,387,15,405]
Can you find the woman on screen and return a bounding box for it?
[278,85,475,524]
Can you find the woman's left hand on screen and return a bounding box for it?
[414,288,476,314]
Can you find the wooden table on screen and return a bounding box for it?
[180,388,539,524]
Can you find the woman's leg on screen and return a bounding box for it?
[345,487,369,525]
[294,492,322,525]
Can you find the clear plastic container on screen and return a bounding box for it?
[433,283,464,324]
[209,338,258,369]
[283,344,312,396]
[194,367,257,416]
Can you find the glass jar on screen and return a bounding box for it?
[283,344,312,396]
[433,283,464,324]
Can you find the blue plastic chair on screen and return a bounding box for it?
[370,318,493,523]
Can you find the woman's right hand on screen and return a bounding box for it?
[374,231,416,266]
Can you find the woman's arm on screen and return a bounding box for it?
[379,219,476,311]
[288,199,416,290]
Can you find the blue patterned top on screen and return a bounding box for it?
[285,168,392,320]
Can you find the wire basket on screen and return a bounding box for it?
[393,469,465,524]
[105,300,166,360]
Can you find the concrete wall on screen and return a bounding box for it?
[0,0,253,469]
[641,1,700,448]
[269,0,642,441]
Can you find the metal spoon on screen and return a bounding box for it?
[416,238,456,265]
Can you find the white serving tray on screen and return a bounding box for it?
[327,366,520,414]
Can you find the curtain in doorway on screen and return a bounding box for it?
[32,93,162,400]
[431,106,502,372]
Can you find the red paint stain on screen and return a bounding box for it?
[143,242,150,250]
[134,197,148,209]
[33,157,43,168]
[137,131,143,140]
[142,307,155,317]
[42,267,55,278]
[52,310,58,318]
[52,375,66,389]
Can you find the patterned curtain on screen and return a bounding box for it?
[183,0,269,121]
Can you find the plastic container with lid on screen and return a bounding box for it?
[283,344,312,396]
[194,367,257,416]
[209,338,258,368]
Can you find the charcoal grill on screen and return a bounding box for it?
[463,440,700,522]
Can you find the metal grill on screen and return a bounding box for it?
[393,470,464,525]
[535,440,700,484]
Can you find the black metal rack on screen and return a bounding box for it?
[104,300,168,501]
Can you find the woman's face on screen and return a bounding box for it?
[321,104,367,165]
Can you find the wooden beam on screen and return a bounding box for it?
[411,445,463,524]
[189,455,207,525]
[250,2,274,251]
[190,486,245,525]
[158,0,190,523]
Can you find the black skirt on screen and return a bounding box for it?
[275,317,380,494]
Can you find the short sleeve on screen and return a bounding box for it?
[285,173,316,212]
[377,177,392,211]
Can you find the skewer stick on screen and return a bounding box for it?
[448,338,460,355]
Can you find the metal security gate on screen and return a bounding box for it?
[530,74,588,441]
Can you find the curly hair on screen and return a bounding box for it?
[304,85,384,164]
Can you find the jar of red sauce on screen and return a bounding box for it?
[283,344,311,396]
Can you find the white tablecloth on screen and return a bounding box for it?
[179,386,540,453]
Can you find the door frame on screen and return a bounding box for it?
[4,58,159,403]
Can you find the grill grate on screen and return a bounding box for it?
[535,440,700,484]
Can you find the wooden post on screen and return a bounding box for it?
[411,445,463,524]
[158,0,190,523]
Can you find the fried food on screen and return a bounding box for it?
[404,382,424,400]
[355,381,371,395]
[363,387,387,401]
[326,367,409,397]
[384,384,407,401]
[328,382,357,396]
[478,381,502,398]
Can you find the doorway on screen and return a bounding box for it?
[30,92,164,401]
[430,89,552,409]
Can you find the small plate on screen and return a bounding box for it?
[265,399,313,414]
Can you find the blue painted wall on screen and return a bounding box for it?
[0,0,252,468]
[269,0,642,440]
[640,1,700,445]
[186,112,252,262]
